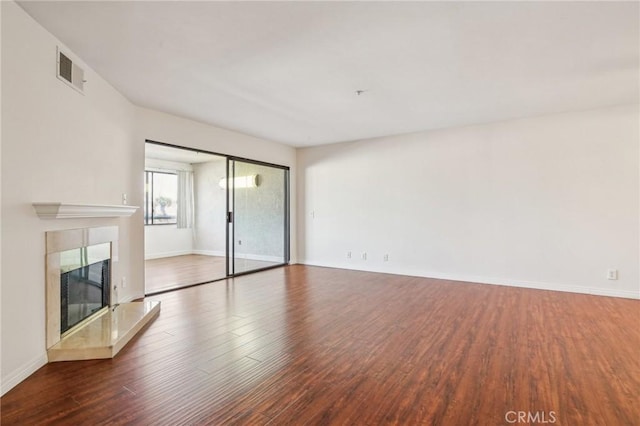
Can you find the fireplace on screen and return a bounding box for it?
[45,226,118,348]
[59,243,111,334]
[40,217,159,363]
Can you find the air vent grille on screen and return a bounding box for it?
[57,47,85,94]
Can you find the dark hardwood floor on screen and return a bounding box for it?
[2,265,639,425]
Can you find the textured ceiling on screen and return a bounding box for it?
[18,1,640,147]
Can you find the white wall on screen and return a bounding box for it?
[298,105,639,299]
[144,225,194,259]
[1,1,142,394]
[192,160,227,256]
[135,107,298,263]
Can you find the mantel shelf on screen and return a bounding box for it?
[33,203,139,219]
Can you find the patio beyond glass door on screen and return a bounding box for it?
[227,159,289,275]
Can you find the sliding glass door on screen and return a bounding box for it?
[144,140,290,294]
[227,158,289,275]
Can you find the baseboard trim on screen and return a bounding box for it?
[237,253,284,263]
[192,250,283,263]
[1,353,48,396]
[191,249,225,257]
[299,260,640,300]
[118,294,138,304]
[147,249,284,264]
[145,250,193,260]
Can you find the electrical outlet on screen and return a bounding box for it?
[361,252,367,260]
[383,254,389,262]
[346,251,352,259]
[121,277,127,288]
[122,193,128,205]
[607,269,618,280]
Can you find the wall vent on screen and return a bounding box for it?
[56,47,85,94]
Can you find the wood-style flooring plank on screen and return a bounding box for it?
[2,265,638,425]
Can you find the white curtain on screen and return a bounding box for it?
[176,170,194,229]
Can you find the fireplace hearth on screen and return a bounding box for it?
[44,226,159,362]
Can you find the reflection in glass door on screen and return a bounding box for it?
[144,141,229,295]
[227,158,289,275]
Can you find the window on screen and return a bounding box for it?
[144,171,178,225]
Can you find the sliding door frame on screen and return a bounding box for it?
[145,139,290,287]
[227,155,290,277]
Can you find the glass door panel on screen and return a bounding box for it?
[143,141,228,294]
[228,159,288,275]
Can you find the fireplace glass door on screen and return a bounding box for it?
[59,242,111,334]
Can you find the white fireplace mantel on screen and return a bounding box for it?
[33,203,139,219]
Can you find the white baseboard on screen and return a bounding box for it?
[299,260,640,300]
[192,249,225,257]
[118,294,138,304]
[148,249,284,264]
[1,352,48,396]
[145,250,193,260]
[149,250,282,263]
[192,250,283,263]
[235,253,284,263]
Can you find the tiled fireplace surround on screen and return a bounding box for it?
[45,225,160,362]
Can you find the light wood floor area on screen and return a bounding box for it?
[145,254,280,294]
[2,265,638,425]
[145,254,227,294]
